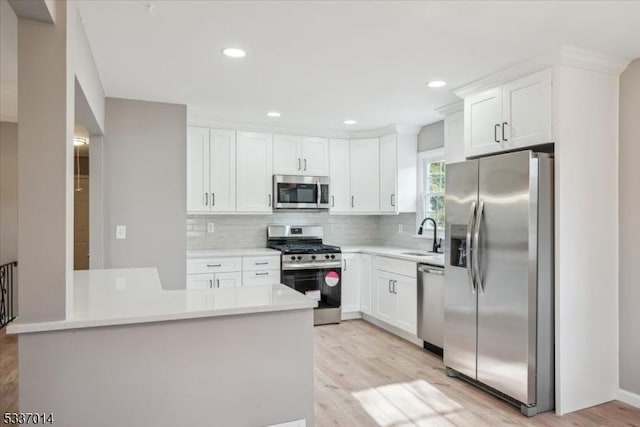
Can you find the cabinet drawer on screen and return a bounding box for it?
[374,256,416,278]
[242,256,280,272]
[187,257,242,274]
[242,269,281,287]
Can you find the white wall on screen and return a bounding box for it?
[619,58,640,402]
[0,121,18,265]
[0,0,17,122]
[102,98,187,289]
[418,121,444,152]
[553,65,620,414]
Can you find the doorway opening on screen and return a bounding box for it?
[73,124,90,270]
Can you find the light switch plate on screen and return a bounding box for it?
[207,222,215,233]
[116,225,127,240]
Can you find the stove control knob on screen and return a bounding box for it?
[330,254,335,259]
[291,256,296,261]
[296,256,302,261]
[325,255,330,259]
[311,255,316,260]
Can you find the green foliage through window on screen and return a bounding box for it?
[423,159,445,230]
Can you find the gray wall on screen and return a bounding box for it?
[0,121,18,265]
[619,58,640,395]
[103,98,186,288]
[187,213,432,251]
[418,120,444,152]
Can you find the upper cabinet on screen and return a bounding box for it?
[379,133,417,213]
[436,101,465,165]
[464,69,552,158]
[350,138,380,213]
[187,127,236,213]
[236,131,273,213]
[273,135,329,176]
[329,138,351,212]
[379,134,397,213]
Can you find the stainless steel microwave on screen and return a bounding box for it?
[273,175,330,210]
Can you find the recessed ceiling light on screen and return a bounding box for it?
[266,111,281,118]
[221,48,246,58]
[344,119,357,125]
[427,80,447,88]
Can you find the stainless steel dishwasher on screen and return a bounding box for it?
[417,263,445,355]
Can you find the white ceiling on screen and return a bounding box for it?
[11,1,640,131]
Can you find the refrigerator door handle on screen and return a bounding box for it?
[473,200,485,294]
[466,201,477,294]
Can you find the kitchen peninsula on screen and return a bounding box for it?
[7,268,316,427]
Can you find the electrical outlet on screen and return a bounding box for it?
[116,225,127,240]
[398,224,404,233]
[207,222,215,233]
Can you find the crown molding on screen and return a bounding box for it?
[435,100,464,116]
[350,123,421,139]
[453,45,631,99]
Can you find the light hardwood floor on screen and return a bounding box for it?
[315,320,640,427]
[1,322,639,426]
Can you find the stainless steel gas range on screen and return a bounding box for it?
[267,225,341,325]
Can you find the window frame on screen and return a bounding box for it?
[416,148,445,239]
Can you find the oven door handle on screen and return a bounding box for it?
[282,262,342,271]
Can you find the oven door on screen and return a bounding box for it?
[281,266,341,309]
[273,175,330,209]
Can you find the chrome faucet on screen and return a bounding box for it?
[418,217,441,253]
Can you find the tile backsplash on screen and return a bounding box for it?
[187,212,433,250]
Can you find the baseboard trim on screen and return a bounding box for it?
[618,388,640,408]
[361,313,422,347]
[341,311,362,321]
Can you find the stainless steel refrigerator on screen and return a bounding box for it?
[443,150,554,416]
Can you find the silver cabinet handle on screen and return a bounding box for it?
[205,193,208,206]
[351,196,355,208]
[304,159,307,171]
[502,122,508,142]
[268,194,272,207]
[211,192,215,206]
[466,202,477,294]
[473,200,485,294]
[255,272,269,276]
[206,264,222,267]
[393,280,398,294]
[388,279,392,293]
[209,279,213,288]
[391,194,395,207]
[216,279,220,288]
[298,158,301,170]
[494,124,500,143]
[255,261,269,265]
[331,195,335,207]
[343,259,347,271]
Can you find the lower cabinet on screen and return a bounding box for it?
[341,253,361,313]
[372,257,418,336]
[243,269,280,287]
[186,271,242,289]
[187,255,280,288]
[359,254,372,315]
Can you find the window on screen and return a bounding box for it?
[417,149,445,235]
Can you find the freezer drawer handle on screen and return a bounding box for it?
[467,202,477,294]
[473,200,485,294]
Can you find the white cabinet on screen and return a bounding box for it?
[350,138,380,213]
[379,134,397,212]
[186,273,214,290]
[464,69,552,158]
[372,256,418,335]
[187,128,236,213]
[359,254,372,314]
[186,271,241,289]
[242,269,280,287]
[444,109,465,164]
[273,134,329,176]
[341,253,361,314]
[329,138,351,213]
[236,131,273,213]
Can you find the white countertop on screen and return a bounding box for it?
[187,248,281,258]
[341,246,445,266]
[7,268,317,334]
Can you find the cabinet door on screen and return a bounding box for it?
[187,127,210,212]
[243,269,280,286]
[209,129,236,212]
[350,139,380,212]
[502,69,552,149]
[379,133,397,212]
[301,136,329,176]
[273,134,302,175]
[187,273,213,290]
[360,254,372,314]
[214,271,242,288]
[395,275,418,335]
[236,131,273,213]
[464,87,502,157]
[444,111,465,164]
[374,271,397,323]
[341,254,361,313]
[329,139,351,213]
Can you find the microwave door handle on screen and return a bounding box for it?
[317,181,321,207]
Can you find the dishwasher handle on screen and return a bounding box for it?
[418,265,444,275]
